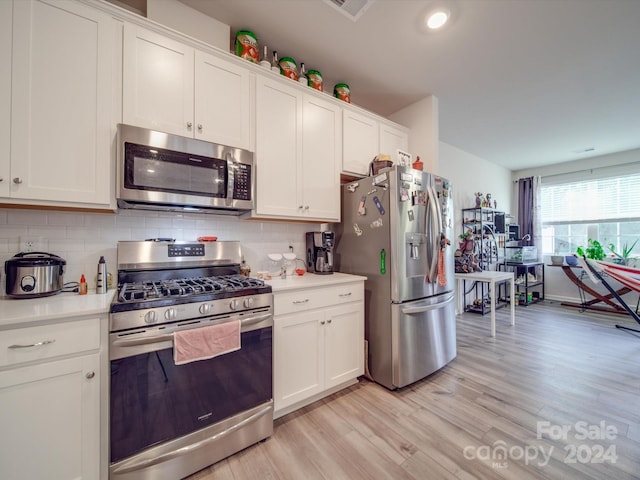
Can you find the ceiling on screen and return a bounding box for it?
[177,0,640,171]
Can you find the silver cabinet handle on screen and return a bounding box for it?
[339,292,352,297]
[320,320,325,325]
[8,339,55,349]
[85,371,95,379]
[13,177,23,184]
[327,319,332,324]
[197,124,203,131]
[292,299,309,304]
[0,177,3,182]
[305,206,309,210]
[298,205,304,209]
[187,122,193,128]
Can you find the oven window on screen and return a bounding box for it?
[109,327,272,463]
[125,143,227,197]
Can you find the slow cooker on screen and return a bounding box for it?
[4,252,66,298]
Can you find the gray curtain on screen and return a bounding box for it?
[518,177,534,245]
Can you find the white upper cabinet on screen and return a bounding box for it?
[342,109,380,176]
[123,25,194,138]
[0,0,12,198]
[301,95,341,221]
[342,108,409,176]
[123,24,253,150]
[255,75,301,218]
[195,50,253,150]
[255,74,341,222]
[7,0,113,208]
[379,120,409,160]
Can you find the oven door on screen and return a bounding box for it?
[109,311,272,477]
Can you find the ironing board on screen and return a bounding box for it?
[580,257,640,333]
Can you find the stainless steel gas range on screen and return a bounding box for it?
[109,240,273,480]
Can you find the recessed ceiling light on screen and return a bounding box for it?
[426,8,450,30]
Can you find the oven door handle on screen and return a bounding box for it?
[111,334,174,348]
[110,404,273,475]
[240,312,272,326]
[112,313,273,348]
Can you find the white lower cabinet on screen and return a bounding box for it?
[273,281,364,417]
[0,317,102,480]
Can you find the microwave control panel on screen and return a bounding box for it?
[234,164,252,200]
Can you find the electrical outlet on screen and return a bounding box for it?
[20,236,47,253]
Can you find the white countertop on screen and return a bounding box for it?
[0,273,367,329]
[265,272,366,292]
[0,290,116,330]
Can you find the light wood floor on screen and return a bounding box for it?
[188,302,640,480]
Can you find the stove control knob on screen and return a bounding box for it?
[164,307,176,321]
[144,310,158,324]
[199,303,211,315]
[229,299,240,311]
[243,297,254,308]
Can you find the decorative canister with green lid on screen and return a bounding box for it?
[235,30,258,63]
[334,83,351,103]
[279,57,298,80]
[307,70,323,91]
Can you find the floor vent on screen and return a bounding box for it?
[323,0,375,22]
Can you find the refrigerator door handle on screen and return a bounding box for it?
[426,185,443,283]
[401,293,454,314]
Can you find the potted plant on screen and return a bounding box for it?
[458,230,474,253]
[607,239,638,265]
[576,239,606,260]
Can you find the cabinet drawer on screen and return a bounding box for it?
[0,318,101,368]
[274,282,364,315]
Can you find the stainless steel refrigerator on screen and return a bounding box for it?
[335,165,456,390]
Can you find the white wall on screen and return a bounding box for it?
[147,0,231,52]
[438,141,513,242]
[388,96,439,173]
[0,208,316,294]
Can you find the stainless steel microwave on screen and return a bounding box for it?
[116,124,254,215]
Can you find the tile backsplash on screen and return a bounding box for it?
[0,208,321,292]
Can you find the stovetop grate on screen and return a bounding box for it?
[116,274,266,303]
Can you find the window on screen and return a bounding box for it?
[540,172,640,257]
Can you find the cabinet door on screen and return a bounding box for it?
[123,24,194,137]
[324,302,364,389]
[273,310,324,411]
[379,121,409,160]
[10,0,112,205]
[195,50,253,150]
[0,0,11,198]
[342,109,379,176]
[301,95,341,221]
[255,75,301,217]
[0,353,100,480]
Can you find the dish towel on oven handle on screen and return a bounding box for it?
[173,320,241,365]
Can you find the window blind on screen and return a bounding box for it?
[541,173,640,224]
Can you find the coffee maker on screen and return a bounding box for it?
[306,231,335,275]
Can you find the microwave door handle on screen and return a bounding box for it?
[226,151,235,206]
